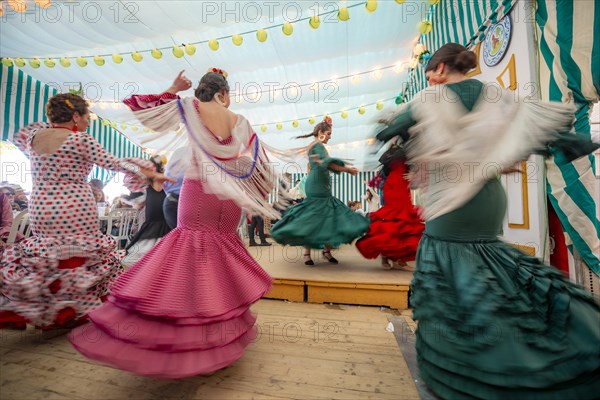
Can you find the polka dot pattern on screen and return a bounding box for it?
[0,123,149,327]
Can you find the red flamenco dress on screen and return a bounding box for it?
[356,160,424,263]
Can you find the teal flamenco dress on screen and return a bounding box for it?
[270,142,369,249]
[377,79,600,399]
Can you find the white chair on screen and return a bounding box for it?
[106,208,138,250]
[6,210,31,245]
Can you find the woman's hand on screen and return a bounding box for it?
[346,167,358,176]
[166,70,193,94]
[153,173,177,185]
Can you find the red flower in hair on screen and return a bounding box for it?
[212,68,217,73]
[324,116,332,127]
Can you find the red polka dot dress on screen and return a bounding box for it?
[0,122,149,328]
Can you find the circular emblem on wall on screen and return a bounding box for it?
[482,14,512,67]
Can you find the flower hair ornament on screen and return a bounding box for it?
[65,99,74,109]
[323,115,333,127]
[208,67,228,79]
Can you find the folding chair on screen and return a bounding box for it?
[106,208,138,250]
[6,210,31,245]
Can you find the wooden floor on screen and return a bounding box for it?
[248,243,414,310]
[0,300,419,400]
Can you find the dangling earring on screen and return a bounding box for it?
[72,121,79,132]
[318,134,326,142]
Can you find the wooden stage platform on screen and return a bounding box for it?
[248,243,414,310]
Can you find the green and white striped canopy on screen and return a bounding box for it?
[536,0,599,275]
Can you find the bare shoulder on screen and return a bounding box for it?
[31,128,72,154]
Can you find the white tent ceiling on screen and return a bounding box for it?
[1,0,429,167]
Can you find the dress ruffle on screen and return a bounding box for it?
[271,196,370,249]
[356,162,424,261]
[1,233,123,327]
[411,234,600,399]
[70,179,273,378]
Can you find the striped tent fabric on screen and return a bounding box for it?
[399,0,517,103]
[88,119,148,184]
[1,66,149,185]
[536,0,600,276]
[1,65,56,140]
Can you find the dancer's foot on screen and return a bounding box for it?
[381,257,393,270]
[392,261,414,271]
[259,242,272,246]
[323,250,338,264]
[304,252,314,266]
[249,242,259,247]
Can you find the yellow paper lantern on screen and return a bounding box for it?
[110,121,117,129]
[15,58,26,67]
[93,56,105,66]
[185,44,196,55]
[232,35,243,46]
[341,111,348,119]
[376,101,384,110]
[282,23,293,36]
[365,0,378,13]
[1,58,13,67]
[308,117,315,124]
[44,58,55,68]
[338,7,350,21]
[151,49,162,59]
[413,43,425,56]
[292,120,299,128]
[429,0,440,5]
[112,54,123,64]
[395,0,405,3]
[29,58,41,68]
[350,75,361,84]
[60,57,71,67]
[76,57,87,67]
[121,124,127,130]
[260,125,267,133]
[208,39,219,51]
[172,45,184,58]
[256,29,267,43]
[276,123,283,130]
[35,0,52,8]
[132,126,139,132]
[132,52,143,62]
[143,128,151,133]
[358,107,366,115]
[102,120,109,126]
[419,20,432,34]
[309,16,320,29]
[8,0,26,13]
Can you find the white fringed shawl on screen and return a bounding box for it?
[127,97,292,219]
[401,85,575,220]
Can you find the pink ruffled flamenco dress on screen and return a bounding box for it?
[69,92,274,379]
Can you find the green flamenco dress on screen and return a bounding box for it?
[270,142,369,249]
[377,79,600,399]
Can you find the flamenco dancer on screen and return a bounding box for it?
[270,117,370,265]
[0,93,167,330]
[356,141,424,270]
[375,43,600,399]
[122,155,172,267]
[70,69,289,378]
